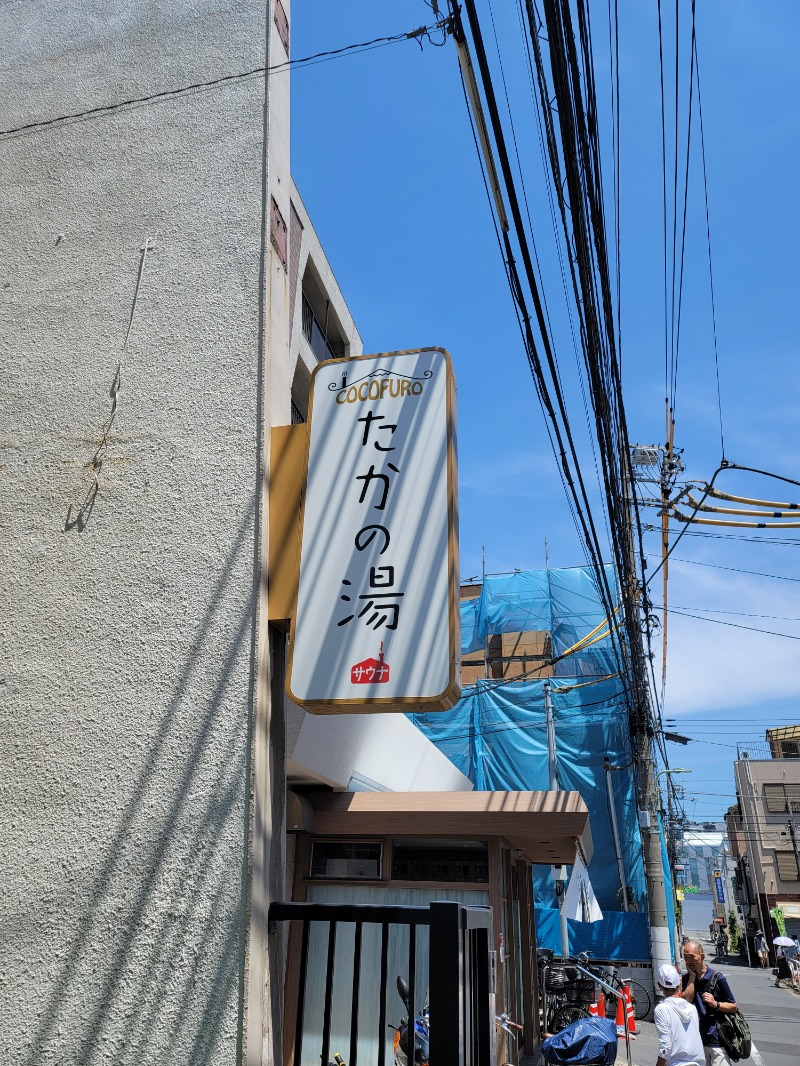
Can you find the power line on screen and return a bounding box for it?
[455,0,634,715]
[660,607,800,642]
[646,556,800,585]
[0,20,449,138]
[654,604,800,623]
[693,27,725,459]
[671,0,697,422]
[645,526,800,547]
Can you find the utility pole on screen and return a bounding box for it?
[739,853,755,966]
[545,682,557,791]
[545,683,570,959]
[626,449,673,979]
[604,757,631,913]
[787,814,800,879]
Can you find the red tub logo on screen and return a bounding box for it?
[351,642,390,684]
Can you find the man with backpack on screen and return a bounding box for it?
[680,940,738,1066]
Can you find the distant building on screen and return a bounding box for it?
[675,823,726,891]
[725,729,800,965]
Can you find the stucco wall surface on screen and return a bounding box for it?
[0,3,270,1063]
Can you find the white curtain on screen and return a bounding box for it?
[299,885,490,1066]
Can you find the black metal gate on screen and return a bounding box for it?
[269,900,494,1066]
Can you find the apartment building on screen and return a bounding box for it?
[725,728,800,964]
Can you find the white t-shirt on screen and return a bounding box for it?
[654,994,705,1066]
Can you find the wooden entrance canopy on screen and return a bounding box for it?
[292,789,592,865]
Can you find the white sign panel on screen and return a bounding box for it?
[287,348,460,712]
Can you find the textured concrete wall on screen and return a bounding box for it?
[0,3,275,1063]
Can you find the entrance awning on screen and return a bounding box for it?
[301,789,592,865]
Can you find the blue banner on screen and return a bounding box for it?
[714,874,725,905]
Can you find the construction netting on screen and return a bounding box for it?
[461,566,620,676]
[410,566,664,962]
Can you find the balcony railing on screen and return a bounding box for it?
[302,294,336,363]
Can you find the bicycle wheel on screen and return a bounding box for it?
[551,1005,591,1032]
[625,980,651,1021]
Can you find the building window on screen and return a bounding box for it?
[309,841,382,880]
[270,196,287,269]
[764,783,800,814]
[775,850,800,882]
[391,839,489,883]
[274,0,290,55]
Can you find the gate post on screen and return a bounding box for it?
[429,902,494,1066]
[429,902,465,1066]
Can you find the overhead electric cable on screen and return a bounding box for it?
[645,462,800,587]
[693,30,725,459]
[671,0,697,417]
[669,0,680,398]
[454,19,602,596]
[455,0,632,704]
[672,509,800,530]
[704,488,800,509]
[0,20,451,138]
[681,492,800,518]
[645,526,800,547]
[655,604,800,623]
[655,557,800,584]
[662,608,800,642]
[657,0,669,397]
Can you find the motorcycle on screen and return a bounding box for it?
[390,976,430,1066]
[330,977,519,1066]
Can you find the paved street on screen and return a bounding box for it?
[694,942,800,1066]
[610,928,800,1066]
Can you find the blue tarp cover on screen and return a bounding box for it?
[542,1016,618,1066]
[410,566,661,961]
[465,566,620,677]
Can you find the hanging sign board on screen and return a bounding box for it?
[287,347,460,713]
[714,872,725,905]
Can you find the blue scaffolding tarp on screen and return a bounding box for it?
[410,566,660,962]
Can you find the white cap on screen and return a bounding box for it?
[658,964,681,989]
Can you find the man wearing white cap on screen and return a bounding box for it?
[654,964,704,1066]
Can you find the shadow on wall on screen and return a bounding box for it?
[23,499,264,1066]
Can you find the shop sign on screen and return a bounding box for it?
[287,348,460,712]
[714,872,725,904]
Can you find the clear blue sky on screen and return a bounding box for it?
[289,2,800,822]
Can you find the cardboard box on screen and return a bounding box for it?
[500,630,551,658]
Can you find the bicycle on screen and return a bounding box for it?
[496,1011,524,1066]
[572,952,651,1021]
[537,950,592,1032]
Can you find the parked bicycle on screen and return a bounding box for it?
[538,949,652,1029]
[496,1011,525,1066]
[572,952,651,1021]
[537,949,593,1032]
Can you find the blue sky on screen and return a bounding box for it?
[289,2,800,821]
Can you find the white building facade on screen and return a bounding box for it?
[0,5,469,1064]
